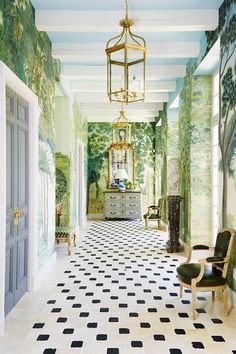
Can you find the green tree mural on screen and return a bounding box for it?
[219,11,236,227]
[56,168,67,203]
[87,123,112,212]
[179,67,193,243]
[0,0,61,264]
[155,107,168,224]
[131,123,155,187]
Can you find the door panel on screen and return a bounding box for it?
[5,89,29,315]
[6,122,14,210]
[18,127,26,204]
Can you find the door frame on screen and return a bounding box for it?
[77,140,86,226]
[0,61,39,336]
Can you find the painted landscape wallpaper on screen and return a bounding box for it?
[0,0,235,291]
[87,122,156,215]
[0,0,60,267]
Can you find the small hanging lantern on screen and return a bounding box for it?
[106,0,146,104]
[112,110,131,145]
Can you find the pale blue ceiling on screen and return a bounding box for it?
[31,0,223,11]
[29,0,223,114]
[48,31,204,44]
[62,58,189,66]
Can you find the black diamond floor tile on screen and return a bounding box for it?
[18,221,235,354]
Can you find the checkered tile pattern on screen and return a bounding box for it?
[22,221,236,354]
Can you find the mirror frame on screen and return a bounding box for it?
[108,143,135,188]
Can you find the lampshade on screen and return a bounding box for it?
[114,168,129,180]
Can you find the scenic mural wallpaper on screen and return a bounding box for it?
[87,122,156,216]
[0,0,60,266]
[0,0,235,291]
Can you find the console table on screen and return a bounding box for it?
[104,190,142,220]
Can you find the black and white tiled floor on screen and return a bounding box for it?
[1,221,236,354]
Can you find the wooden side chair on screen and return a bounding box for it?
[55,203,77,255]
[55,226,76,256]
[143,198,163,229]
[177,228,235,319]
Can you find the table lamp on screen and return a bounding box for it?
[114,168,129,191]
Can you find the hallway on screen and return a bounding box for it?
[0,221,236,354]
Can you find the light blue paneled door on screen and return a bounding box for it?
[5,88,29,315]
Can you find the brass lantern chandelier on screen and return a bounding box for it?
[106,0,146,104]
[112,109,132,145]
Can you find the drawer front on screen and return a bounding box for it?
[105,201,121,209]
[125,209,141,218]
[105,193,121,202]
[104,209,120,218]
[124,193,141,202]
[125,202,140,209]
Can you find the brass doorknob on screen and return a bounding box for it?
[14,206,25,226]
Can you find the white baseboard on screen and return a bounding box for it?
[87,214,104,220]
[228,286,236,309]
[32,251,57,291]
[0,317,4,337]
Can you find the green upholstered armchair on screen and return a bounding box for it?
[177,228,235,320]
[143,198,163,229]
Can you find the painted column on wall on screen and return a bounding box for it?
[131,123,156,210]
[167,108,180,199]
[70,100,88,228]
[203,0,236,290]
[191,75,212,244]
[87,123,111,216]
[155,106,168,224]
[179,67,193,244]
[218,4,236,229]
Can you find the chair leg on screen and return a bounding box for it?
[145,219,147,229]
[212,291,215,302]
[192,286,197,320]
[223,287,228,316]
[157,219,160,229]
[67,237,71,256]
[73,233,77,247]
[179,284,183,298]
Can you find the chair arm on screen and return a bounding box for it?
[182,244,214,265]
[148,206,160,211]
[191,260,206,285]
[193,245,209,250]
[206,256,225,263]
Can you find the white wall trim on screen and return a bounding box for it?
[33,252,57,290]
[229,286,236,310]
[77,140,86,226]
[0,61,39,336]
[88,214,104,220]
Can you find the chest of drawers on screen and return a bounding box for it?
[104,191,142,220]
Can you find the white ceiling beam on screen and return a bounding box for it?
[63,65,186,80]
[36,10,218,32]
[80,102,163,111]
[75,92,169,103]
[82,110,158,118]
[53,42,199,60]
[70,81,176,93]
[146,81,176,92]
[86,113,156,123]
